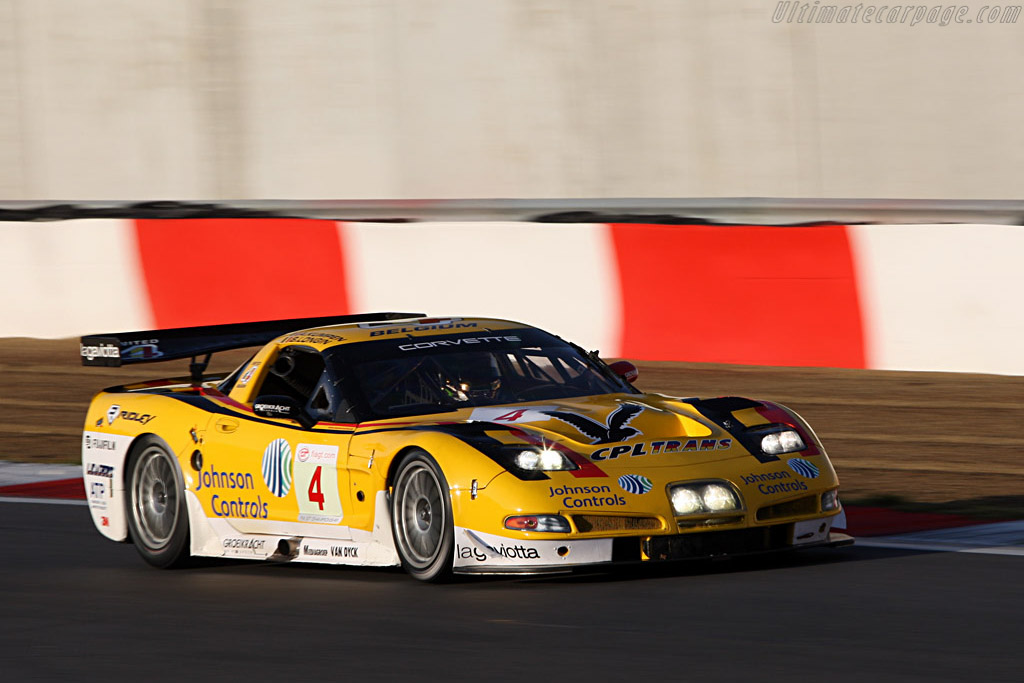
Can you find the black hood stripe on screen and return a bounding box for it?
[682,396,780,464]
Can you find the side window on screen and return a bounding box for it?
[254,346,356,424]
[256,346,326,405]
[218,353,256,394]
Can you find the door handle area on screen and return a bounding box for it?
[215,418,239,434]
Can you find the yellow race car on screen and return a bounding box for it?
[80,313,850,581]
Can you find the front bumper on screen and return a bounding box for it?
[452,517,854,575]
[636,526,853,562]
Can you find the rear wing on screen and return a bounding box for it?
[80,312,424,377]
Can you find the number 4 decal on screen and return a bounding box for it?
[293,444,344,523]
[494,409,529,421]
[307,466,325,511]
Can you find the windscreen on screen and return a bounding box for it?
[326,329,635,419]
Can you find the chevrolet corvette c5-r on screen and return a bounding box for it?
[80,313,851,581]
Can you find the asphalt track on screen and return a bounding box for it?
[3,501,1022,683]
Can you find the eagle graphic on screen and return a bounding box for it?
[544,403,644,444]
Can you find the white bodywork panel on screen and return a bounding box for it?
[792,516,834,546]
[453,527,614,571]
[81,430,134,541]
[185,491,615,571]
[187,490,401,568]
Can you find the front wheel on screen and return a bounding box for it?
[125,436,190,568]
[390,451,454,582]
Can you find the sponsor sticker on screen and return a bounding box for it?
[81,433,131,481]
[453,528,614,568]
[294,541,363,561]
[297,512,344,524]
[546,404,644,445]
[254,402,292,417]
[469,406,557,424]
[738,469,809,495]
[223,538,267,551]
[84,434,117,451]
[295,443,338,466]
[86,463,114,478]
[121,343,163,360]
[104,406,155,426]
[618,474,653,495]
[261,439,293,497]
[294,443,343,524]
[398,335,520,351]
[331,545,359,559]
[793,517,832,545]
[209,495,269,520]
[548,484,626,508]
[788,458,820,479]
[237,362,260,387]
[199,463,269,519]
[222,537,271,557]
[364,320,474,336]
[591,438,732,461]
[119,411,156,425]
[122,338,159,347]
[196,465,254,492]
[80,343,120,361]
[88,480,108,510]
[280,333,344,344]
[457,543,541,562]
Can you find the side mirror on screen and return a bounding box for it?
[609,360,639,384]
[254,395,316,429]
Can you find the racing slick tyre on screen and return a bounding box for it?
[391,450,455,582]
[125,436,190,568]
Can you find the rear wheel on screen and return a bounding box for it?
[125,436,190,568]
[391,451,454,582]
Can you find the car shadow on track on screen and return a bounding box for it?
[162,542,933,587]
[502,544,936,586]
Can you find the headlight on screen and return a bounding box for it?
[514,448,577,471]
[669,482,742,516]
[821,489,840,511]
[670,488,703,515]
[702,483,737,511]
[505,515,571,533]
[760,429,805,455]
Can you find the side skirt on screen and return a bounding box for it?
[185,490,400,567]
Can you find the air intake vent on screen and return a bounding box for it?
[572,515,663,533]
[756,495,818,521]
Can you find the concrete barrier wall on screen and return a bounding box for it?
[4,219,1022,375]
[1,1,1022,200]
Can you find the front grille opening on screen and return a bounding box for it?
[677,515,744,530]
[644,524,791,560]
[572,514,663,533]
[756,494,818,522]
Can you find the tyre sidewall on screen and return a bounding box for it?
[391,451,455,582]
[125,435,190,568]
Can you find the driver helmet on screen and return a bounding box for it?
[443,353,502,401]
